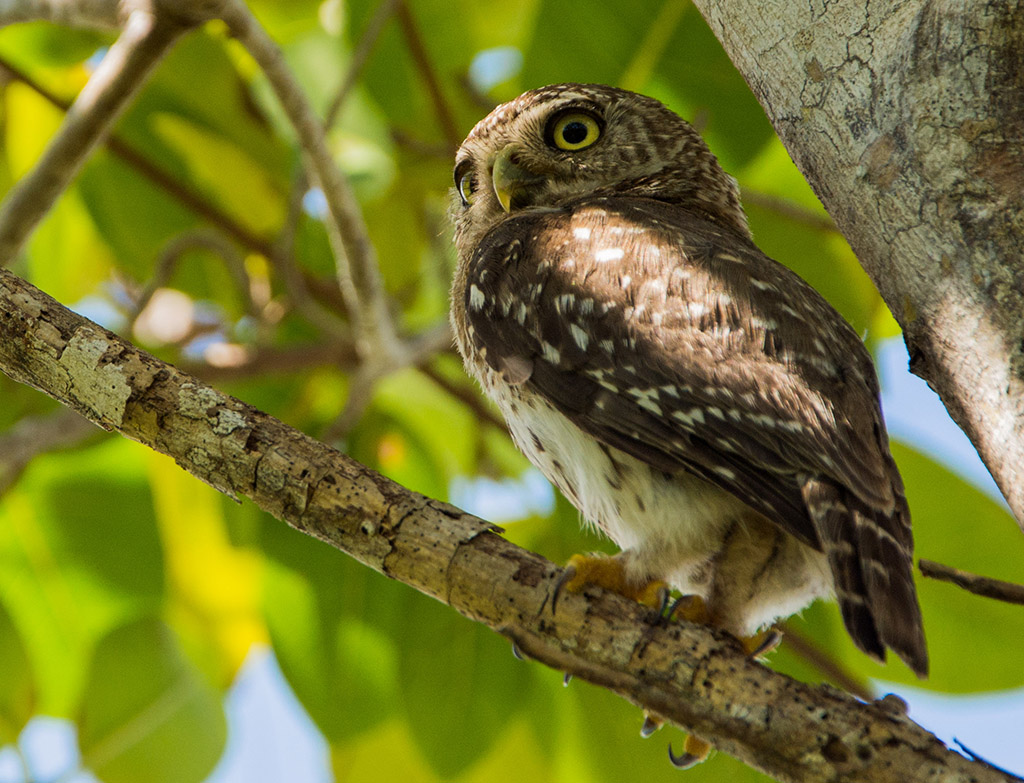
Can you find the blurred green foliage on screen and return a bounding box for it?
[0,1,1020,782]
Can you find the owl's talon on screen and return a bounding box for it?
[744,628,783,659]
[666,594,710,625]
[550,563,579,615]
[641,714,662,738]
[511,641,526,660]
[563,672,573,687]
[668,735,712,769]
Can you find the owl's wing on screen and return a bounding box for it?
[463,197,925,674]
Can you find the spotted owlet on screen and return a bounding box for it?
[449,83,927,678]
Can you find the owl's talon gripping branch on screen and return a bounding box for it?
[553,554,669,615]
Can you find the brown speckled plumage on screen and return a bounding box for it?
[450,83,927,676]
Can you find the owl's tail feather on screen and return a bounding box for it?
[803,478,929,678]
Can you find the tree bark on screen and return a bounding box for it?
[692,0,1024,525]
[1,269,1017,783]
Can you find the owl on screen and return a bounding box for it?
[449,84,928,688]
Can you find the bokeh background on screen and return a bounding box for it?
[0,1,1021,781]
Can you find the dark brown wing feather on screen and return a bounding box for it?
[463,196,927,675]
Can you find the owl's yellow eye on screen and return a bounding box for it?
[454,162,475,207]
[549,111,602,151]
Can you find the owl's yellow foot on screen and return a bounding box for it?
[554,554,668,612]
[668,734,713,769]
[667,595,781,660]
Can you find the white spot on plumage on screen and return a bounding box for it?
[570,323,590,351]
[596,247,624,263]
[469,284,485,310]
[541,342,561,363]
[556,293,576,313]
[687,302,708,318]
[573,226,592,240]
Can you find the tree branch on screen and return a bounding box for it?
[919,559,1024,606]
[0,0,119,28]
[0,270,1016,783]
[219,0,399,363]
[692,0,1024,526]
[0,3,189,266]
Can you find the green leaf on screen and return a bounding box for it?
[398,591,532,778]
[0,439,164,716]
[262,559,400,742]
[0,596,35,744]
[77,617,227,783]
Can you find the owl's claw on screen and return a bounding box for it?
[511,641,526,660]
[641,714,662,738]
[668,735,712,769]
[744,628,783,659]
[550,563,578,615]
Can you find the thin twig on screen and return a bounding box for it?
[394,0,460,152]
[220,0,399,363]
[919,559,1024,606]
[779,622,874,701]
[180,340,358,383]
[0,0,120,28]
[0,408,104,496]
[324,0,400,129]
[129,230,255,326]
[741,188,838,233]
[273,0,400,337]
[0,6,187,267]
[420,364,507,432]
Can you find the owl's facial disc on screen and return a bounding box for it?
[491,145,544,212]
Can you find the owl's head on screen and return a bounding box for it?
[451,83,748,252]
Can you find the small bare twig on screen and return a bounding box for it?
[420,364,506,432]
[0,0,120,28]
[395,0,460,152]
[180,340,359,383]
[324,0,400,129]
[0,5,188,266]
[741,189,838,233]
[0,408,104,496]
[129,230,255,326]
[919,559,1024,606]
[220,0,399,363]
[779,622,874,701]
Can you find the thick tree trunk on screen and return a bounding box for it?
[693,0,1024,525]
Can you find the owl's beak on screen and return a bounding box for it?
[491,146,543,212]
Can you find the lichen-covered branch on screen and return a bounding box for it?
[692,0,1024,526]
[1,266,1017,783]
